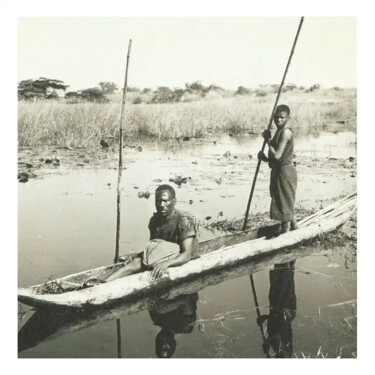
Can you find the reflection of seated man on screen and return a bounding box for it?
[148,293,199,358]
[106,184,198,281]
[258,261,296,358]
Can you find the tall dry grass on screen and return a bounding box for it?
[18,89,356,148]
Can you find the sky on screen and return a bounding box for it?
[18,17,356,92]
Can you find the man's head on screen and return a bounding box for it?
[273,104,290,129]
[155,184,176,217]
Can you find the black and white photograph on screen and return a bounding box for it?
[9,4,368,363]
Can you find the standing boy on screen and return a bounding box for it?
[258,104,298,233]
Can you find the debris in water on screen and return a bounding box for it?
[215,178,222,185]
[18,172,29,183]
[327,263,340,268]
[169,176,190,186]
[344,159,354,168]
[100,139,109,148]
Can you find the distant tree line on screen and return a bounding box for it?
[65,88,110,103]
[18,77,326,103]
[131,81,226,104]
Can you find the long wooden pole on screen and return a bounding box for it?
[242,17,304,231]
[249,274,270,358]
[114,39,132,263]
[116,319,122,358]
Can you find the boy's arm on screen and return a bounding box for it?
[267,129,291,160]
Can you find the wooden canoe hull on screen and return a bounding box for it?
[18,244,321,353]
[18,193,356,311]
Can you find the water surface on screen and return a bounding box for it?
[18,131,357,358]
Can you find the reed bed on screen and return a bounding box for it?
[18,90,356,148]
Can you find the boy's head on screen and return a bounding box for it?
[273,104,290,129]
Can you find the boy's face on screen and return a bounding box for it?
[273,111,290,129]
[155,190,176,217]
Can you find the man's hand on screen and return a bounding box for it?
[151,261,170,279]
[262,129,272,141]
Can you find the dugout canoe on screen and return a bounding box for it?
[18,192,356,311]
[19,240,335,353]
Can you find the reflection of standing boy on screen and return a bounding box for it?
[258,105,298,234]
[261,262,296,358]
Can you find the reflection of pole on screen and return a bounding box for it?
[115,39,132,263]
[116,319,122,358]
[249,274,270,358]
[242,17,304,231]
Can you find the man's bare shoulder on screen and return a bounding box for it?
[175,210,197,235]
[175,210,196,222]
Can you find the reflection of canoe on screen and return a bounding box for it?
[18,193,356,311]
[18,243,330,353]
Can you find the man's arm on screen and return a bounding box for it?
[151,236,195,279]
[266,129,291,160]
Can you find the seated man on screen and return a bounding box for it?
[106,184,198,281]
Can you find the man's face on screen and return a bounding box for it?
[273,111,290,129]
[155,190,175,217]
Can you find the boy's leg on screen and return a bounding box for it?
[281,221,290,233]
[290,218,298,231]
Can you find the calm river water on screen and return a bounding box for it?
[18,132,357,358]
